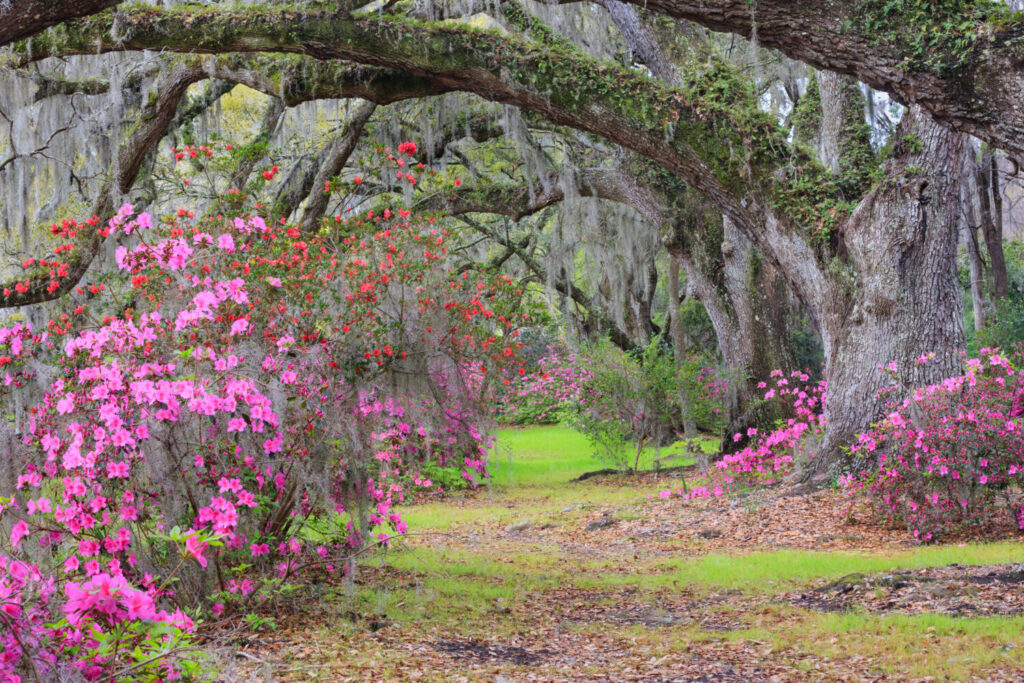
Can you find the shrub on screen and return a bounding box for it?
[975,285,1024,355]
[845,352,1024,542]
[565,341,677,472]
[0,144,536,678]
[495,345,591,425]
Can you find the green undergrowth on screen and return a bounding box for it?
[345,425,1024,680]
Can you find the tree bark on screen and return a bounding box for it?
[667,257,699,439]
[965,220,988,333]
[16,2,1024,164]
[814,108,966,467]
[977,147,1009,300]
[694,217,801,454]
[0,0,119,46]
[961,149,989,333]
[603,0,681,86]
[816,71,845,176]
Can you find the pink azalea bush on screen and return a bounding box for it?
[657,369,825,499]
[0,144,535,679]
[653,353,1024,545]
[844,351,1024,542]
[496,346,593,425]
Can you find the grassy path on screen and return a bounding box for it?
[218,426,1024,682]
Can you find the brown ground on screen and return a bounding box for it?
[202,476,1024,682]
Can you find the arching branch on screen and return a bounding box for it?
[10,7,839,323]
[13,5,803,226]
[0,61,204,307]
[570,0,1024,163]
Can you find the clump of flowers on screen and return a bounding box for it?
[0,552,196,683]
[657,370,824,499]
[0,143,537,679]
[496,346,592,425]
[845,351,1024,542]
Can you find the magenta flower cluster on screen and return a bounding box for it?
[0,163,532,679]
[496,346,593,424]
[844,351,1024,541]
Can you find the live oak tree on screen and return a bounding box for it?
[6,0,1024,159]
[0,0,1008,466]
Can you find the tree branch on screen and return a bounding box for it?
[0,61,203,308]
[0,0,120,46]
[13,5,789,228]
[8,6,837,321]
[297,99,376,231]
[572,0,1024,163]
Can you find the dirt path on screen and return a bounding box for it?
[211,479,1024,682]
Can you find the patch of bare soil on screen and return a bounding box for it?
[431,638,556,665]
[398,626,797,683]
[788,563,1024,616]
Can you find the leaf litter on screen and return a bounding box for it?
[207,479,1024,682]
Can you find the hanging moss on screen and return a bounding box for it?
[22,3,861,244]
[832,79,878,199]
[500,1,585,55]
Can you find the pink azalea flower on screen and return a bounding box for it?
[10,520,29,548]
[184,533,209,568]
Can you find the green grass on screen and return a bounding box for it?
[352,546,565,629]
[398,478,647,531]
[488,424,714,487]
[648,542,1024,593]
[569,542,1024,594]
[385,545,566,579]
[758,609,1024,680]
[351,539,1024,679]
[401,424,712,530]
[359,423,1024,680]
[372,541,1024,600]
[487,425,598,486]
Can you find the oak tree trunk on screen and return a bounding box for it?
[667,257,699,439]
[977,147,1009,301]
[814,109,966,468]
